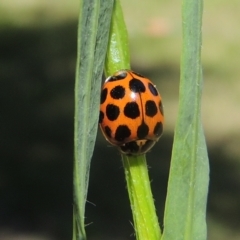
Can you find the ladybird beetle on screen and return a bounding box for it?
[99,70,164,155]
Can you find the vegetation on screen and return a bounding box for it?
[0,0,239,240]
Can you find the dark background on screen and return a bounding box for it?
[0,1,240,240]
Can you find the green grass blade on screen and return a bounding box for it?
[73,1,114,239]
[162,0,209,239]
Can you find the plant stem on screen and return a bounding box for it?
[104,1,161,239]
[122,154,161,240]
[104,0,130,76]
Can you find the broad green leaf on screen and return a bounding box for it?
[161,0,209,239]
[73,1,114,239]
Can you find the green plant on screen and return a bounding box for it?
[73,1,114,239]
[73,0,209,239]
[162,0,209,238]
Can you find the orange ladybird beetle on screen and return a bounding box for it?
[99,69,164,155]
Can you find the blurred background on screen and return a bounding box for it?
[0,0,239,239]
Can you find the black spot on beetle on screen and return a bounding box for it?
[153,122,163,136]
[159,100,164,115]
[110,85,125,99]
[145,100,157,117]
[107,76,118,82]
[99,111,104,123]
[106,104,120,121]
[104,126,112,138]
[101,88,108,104]
[137,122,149,139]
[124,102,140,119]
[115,125,131,142]
[129,79,146,93]
[131,71,145,78]
[148,82,158,96]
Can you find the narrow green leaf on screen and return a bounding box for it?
[73,1,114,239]
[162,0,209,239]
[104,0,130,76]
